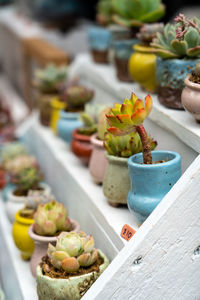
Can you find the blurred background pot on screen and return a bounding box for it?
[156,57,199,109]
[88,26,112,64]
[89,133,107,184]
[57,110,82,143]
[38,93,57,127]
[50,98,66,134]
[71,129,93,166]
[127,151,181,224]
[129,44,157,92]
[181,75,200,123]
[103,155,129,207]
[12,211,35,260]
[113,39,138,82]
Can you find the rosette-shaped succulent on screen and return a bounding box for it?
[1,142,27,166]
[15,167,43,194]
[60,85,94,112]
[34,64,68,93]
[104,131,157,157]
[5,155,37,176]
[151,14,200,59]
[47,231,98,272]
[137,23,164,45]
[26,190,54,210]
[33,201,71,236]
[112,0,165,28]
[106,92,154,164]
[96,0,114,26]
[97,107,111,140]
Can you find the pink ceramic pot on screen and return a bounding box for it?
[28,219,80,277]
[181,75,200,122]
[89,133,108,184]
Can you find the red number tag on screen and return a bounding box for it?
[121,224,136,241]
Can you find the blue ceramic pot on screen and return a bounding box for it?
[3,183,16,202]
[156,57,200,109]
[127,151,181,224]
[112,39,139,82]
[57,110,82,143]
[88,26,112,64]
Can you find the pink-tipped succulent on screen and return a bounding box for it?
[33,201,71,236]
[5,155,38,177]
[106,92,153,164]
[47,231,98,273]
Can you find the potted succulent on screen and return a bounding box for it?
[71,104,105,166]
[36,231,109,300]
[89,107,110,184]
[103,131,157,207]
[34,64,68,126]
[181,62,200,122]
[129,23,164,92]
[106,92,181,223]
[151,14,200,109]
[28,200,80,277]
[6,167,51,223]
[57,84,94,143]
[96,0,113,27]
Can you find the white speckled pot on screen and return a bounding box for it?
[29,219,80,277]
[36,250,109,300]
[103,154,130,206]
[5,183,51,223]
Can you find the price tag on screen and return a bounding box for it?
[121,224,136,241]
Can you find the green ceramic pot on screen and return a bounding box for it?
[103,154,130,207]
[36,250,109,300]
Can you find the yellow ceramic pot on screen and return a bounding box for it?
[50,97,66,134]
[128,44,157,92]
[12,211,34,260]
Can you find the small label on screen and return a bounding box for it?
[121,224,136,241]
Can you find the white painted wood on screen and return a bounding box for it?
[0,198,37,300]
[83,154,200,300]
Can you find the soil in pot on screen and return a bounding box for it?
[40,255,104,279]
[14,186,44,197]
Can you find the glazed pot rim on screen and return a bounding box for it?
[59,110,80,119]
[133,44,153,53]
[90,133,104,147]
[36,249,109,282]
[184,75,200,90]
[15,211,34,225]
[28,219,80,242]
[106,154,129,163]
[128,150,181,169]
[50,98,66,109]
[72,129,92,142]
[156,56,199,63]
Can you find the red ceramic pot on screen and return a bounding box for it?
[71,130,93,166]
[0,168,7,189]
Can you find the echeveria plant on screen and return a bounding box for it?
[106,92,153,164]
[5,155,37,176]
[47,231,98,272]
[112,0,165,28]
[151,14,200,59]
[96,0,114,26]
[33,201,71,236]
[1,142,27,166]
[26,190,54,210]
[15,167,43,194]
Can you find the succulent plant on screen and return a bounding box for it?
[15,167,43,194]
[78,104,107,136]
[106,92,153,164]
[137,23,164,45]
[5,155,37,176]
[47,231,98,272]
[112,0,165,28]
[151,14,200,59]
[104,131,157,157]
[1,142,27,166]
[60,85,94,112]
[33,201,71,236]
[34,64,68,93]
[96,0,114,26]
[97,107,111,140]
[26,190,54,210]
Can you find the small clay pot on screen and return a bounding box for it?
[181,75,200,122]
[29,219,80,277]
[103,155,129,207]
[71,130,93,166]
[89,134,107,184]
[37,92,57,126]
[0,168,6,189]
